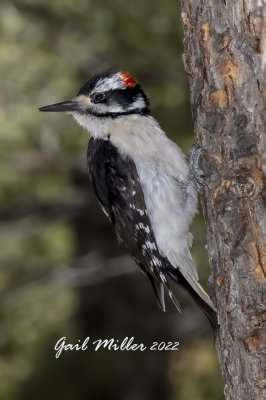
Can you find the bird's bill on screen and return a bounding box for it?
[39,100,82,112]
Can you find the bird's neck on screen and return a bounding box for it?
[74,112,189,175]
[74,112,162,147]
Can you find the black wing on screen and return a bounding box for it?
[87,138,180,312]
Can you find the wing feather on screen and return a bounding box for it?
[87,138,180,312]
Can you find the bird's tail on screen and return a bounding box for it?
[146,272,166,312]
[163,260,218,330]
[146,271,183,314]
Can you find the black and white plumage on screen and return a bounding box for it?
[39,69,217,327]
[87,137,180,313]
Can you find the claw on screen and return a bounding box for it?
[189,143,208,189]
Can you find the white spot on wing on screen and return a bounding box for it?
[159,271,167,283]
[152,256,162,267]
[145,240,156,250]
[135,223,151,234]
[130,205,146,215]
[144,225,150,233]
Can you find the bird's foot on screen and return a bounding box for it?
[189,143,209,189]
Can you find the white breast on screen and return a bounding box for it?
[109,115,199,280]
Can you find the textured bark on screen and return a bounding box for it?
[179,1,266,399]
[262,1,266,181]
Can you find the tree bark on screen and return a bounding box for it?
[179,1,266,399]
[262,1,266,182]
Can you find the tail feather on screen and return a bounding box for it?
[146,273,166,312]
[146,271,182,313]
[163,260,218,330]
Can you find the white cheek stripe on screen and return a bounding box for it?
[127,96,146,111]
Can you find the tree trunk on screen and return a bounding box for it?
[179,1,266,399]
[262,1,266,182]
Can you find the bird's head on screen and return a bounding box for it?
[39,70,150,137]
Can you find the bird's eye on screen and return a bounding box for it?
[91,92,105,103]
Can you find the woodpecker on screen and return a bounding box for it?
[39,69,217,327]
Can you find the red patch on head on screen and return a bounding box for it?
[121,72,137,88]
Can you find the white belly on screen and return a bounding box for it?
[135,159,199,280]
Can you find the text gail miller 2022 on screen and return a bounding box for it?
[54,336,180,358]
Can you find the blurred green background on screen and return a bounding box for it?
[0,1,224,399]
